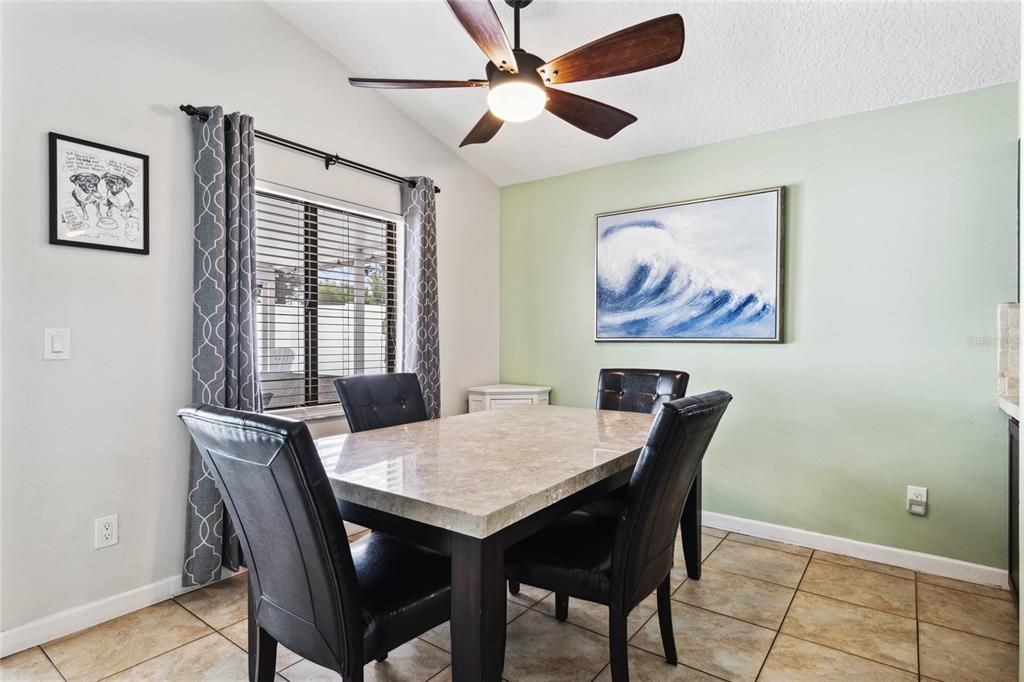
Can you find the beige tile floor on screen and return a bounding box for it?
[2,528,1018,681]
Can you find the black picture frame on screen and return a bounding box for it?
[49,132,150,255]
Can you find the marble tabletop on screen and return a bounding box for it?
[316,405,655,538]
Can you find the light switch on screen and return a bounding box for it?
[43,328,71,360]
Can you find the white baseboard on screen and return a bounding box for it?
[1,515,1010,658]
[0,574,202,659]
[703,511,1009,588]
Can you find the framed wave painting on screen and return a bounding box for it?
[596,187,784,343]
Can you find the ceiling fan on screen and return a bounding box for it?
[349,0,685,146]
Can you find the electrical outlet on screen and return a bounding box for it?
[906,486,928,516]
[95,514,118,549]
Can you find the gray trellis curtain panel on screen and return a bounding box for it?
[401,178,441,418]
[182,106,260,587]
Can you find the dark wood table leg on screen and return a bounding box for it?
[450,533,506,682]
[680,465,702,579]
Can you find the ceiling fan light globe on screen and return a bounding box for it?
[486,82,546,122]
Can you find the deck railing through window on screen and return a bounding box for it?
[255,190,397,410]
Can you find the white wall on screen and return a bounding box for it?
[0,1,499,638]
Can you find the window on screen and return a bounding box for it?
[255,190,398,410]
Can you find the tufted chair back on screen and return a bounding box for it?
[334,373,429,433]
[596,368,690,414]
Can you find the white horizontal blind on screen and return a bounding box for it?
[255,190,398,410]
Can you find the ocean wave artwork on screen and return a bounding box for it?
[596,188,783,342]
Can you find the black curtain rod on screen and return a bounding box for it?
[179,105,440,194]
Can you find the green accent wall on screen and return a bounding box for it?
[500,84,1019,568]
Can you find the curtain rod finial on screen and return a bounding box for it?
[180,104,209,122]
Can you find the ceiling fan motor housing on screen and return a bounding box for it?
[487,50,545,89]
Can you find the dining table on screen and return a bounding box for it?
[316,403,703,682]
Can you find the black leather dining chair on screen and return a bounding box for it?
[505,391,731,682]
[595,368,690,413]
[593,368,704,577]
[334,373,429,433]
[178,405,451,682]
[512,366,696,593]
[508,368,692,597]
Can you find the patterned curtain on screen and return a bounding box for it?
[400,178,440,418]
[182,106,260,586]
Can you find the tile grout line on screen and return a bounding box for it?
[667,592,785,632]
[917,619,1021,649]
[790,587,1019,652]
[425,664,451,681]
[703,540,806,589]
[588,661,610,682]
[620,539,732,682]
[631,542,768,682]
[794,584,915,620]
[792,573,1019,647]
[915,570,922,680]
[37,646,68,682]
[757,557,926,678]
[662,584,922,676]
[33,531,1011,682]
[752,547,811,680]
[671,560,801,595]
[725,532,813,557]
[812,549,914,581]
[406,637,453,681]
[775,630,924,678]
[784,590,917,625]
[917,579,1018,607]
[93,629,222,681]
[172,573,249,631]
[40,599,213,682]
[913,580,1014,603]
[803,554,1013,604]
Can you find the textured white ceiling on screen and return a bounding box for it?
[271,1,1020,187]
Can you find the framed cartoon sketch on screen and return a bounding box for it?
[49,132,149,255]
[596,187,784,343]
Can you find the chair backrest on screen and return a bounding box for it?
[333,373,429,433]
[596,368,690,414]
[611,391,732,607]
[177,405,361,675]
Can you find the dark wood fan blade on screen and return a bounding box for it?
[460,110,504,147]
[446,0,518,73]
[538,14,684,85]
[545,89,637,139]
[349,78,488,89]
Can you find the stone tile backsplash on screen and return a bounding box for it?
[998,302,1019,399]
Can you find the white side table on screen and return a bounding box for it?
[467,384,551,412]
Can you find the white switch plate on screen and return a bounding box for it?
[43,328,71,360]
[907,485,928,516]
[95,514,118,549]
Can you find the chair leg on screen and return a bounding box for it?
[680,465,702,580]
[508,579,520,595]
[250,625,277,682]
[375,652,388,662]
[247,582,277,682]
[657,577,678,665]
[342,667,364,682]
[609,607,629,682]
[555,592,569,622]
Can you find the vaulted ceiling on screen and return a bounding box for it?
[272,1,1020,187]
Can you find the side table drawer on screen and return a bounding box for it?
[490,397,535,409]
